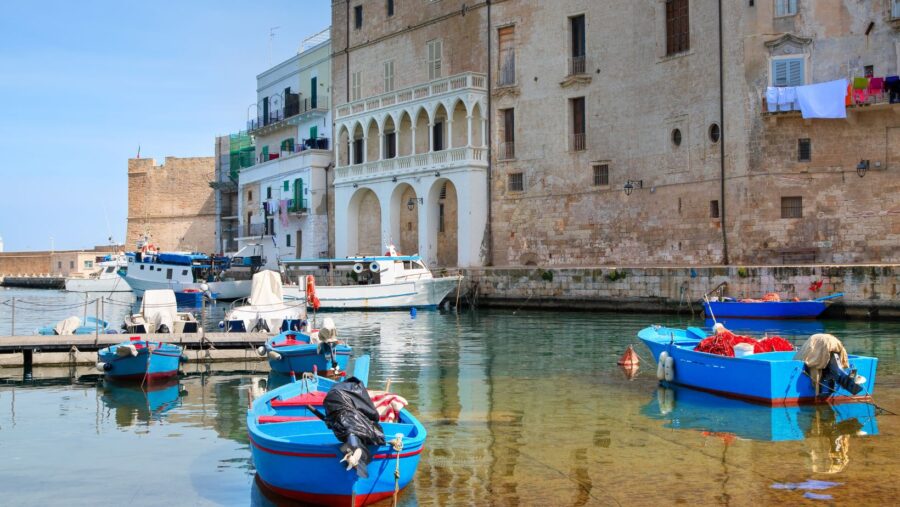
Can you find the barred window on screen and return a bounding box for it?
[508,172,524,192]
[781,196,803,218]
[798,138,811,162]
[709,200,720,218]
[593,164,609,186]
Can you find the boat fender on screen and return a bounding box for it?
[657,351,668,380]
[180,354,189,363]
[116,344,138,357]
[267,351,283,361]
[96,362,111,372]
[353,263,365,274]
[664,355,675,382]
[256,346,267,357]
[218,320,225,329]
[369,261,381,273]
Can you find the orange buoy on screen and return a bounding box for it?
[617,345,640,367]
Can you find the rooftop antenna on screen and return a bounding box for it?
[268,26,281,66]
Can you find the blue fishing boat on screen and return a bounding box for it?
[96,338,185,381]
[37,316,114,335]
[638,326,877,405]
[703,293,842,319]
[703,318,825,337]
[263,327,351,375]
[248,356,427,506]
[642,385,878,441]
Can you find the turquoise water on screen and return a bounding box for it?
[1,289,900,505]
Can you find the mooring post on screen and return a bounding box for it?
[10,297,15,336]
[23,348,33,380]
[201,294,206,339]
[83,293,88,322]
[95,299,99,337]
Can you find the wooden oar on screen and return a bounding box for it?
[814,292,844,302]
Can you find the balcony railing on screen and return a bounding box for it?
[761,78,900,116]
[499,142,515,160]
[248,97,330,132]
[335,146,488,183]
[288,198,308,214]
[570,133,586,152]
[242,223,268,237]
[498,50,516,86]
[251,138,331,166]
[568,55,587,76]
[336,72,487,120]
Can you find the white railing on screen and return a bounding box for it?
[334,146,488,182]
[335,72,488,119]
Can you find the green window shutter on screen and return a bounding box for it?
[294,178,304,210]
[261,145,269,160]
[283,180,289,191]
[309,126,318,140]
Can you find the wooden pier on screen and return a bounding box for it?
[0,332,272,368]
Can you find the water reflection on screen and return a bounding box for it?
[643,386,878,473]
[99,379,184,426]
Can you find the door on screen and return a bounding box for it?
[296,230,302,258]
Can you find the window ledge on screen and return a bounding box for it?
[559,74,592,88]
[657,50,694,63]
[774,14,798,20]
[493,85,520,98]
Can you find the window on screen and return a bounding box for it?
[387,0,394,17]
[383,60,395,93]
[283,180,289,192]
[771,57,804,87]
[498,26,516,85]
[440,182,448,199]
[353,138,364,164]
[569,15,586,75]
[385,132,397,159]
[266,186,272,199]
[286,234,292,247]
[280,138,294,153]
[248,190,253,201]
[893,0,900,19]
[140,265,144,270]
[351,71,362,101]
[593,164,609,186]
[508,172,524,192]
[798,138,811,162]
[709,200,720,218]
[182,270,188,276]
[84,260,93,269]
[863,65,874,78]
[166,268,173,280]
[266,217,275,235]
[354,5,363,29]
[571,97,586,151]
[500,108,515,159]
[665,0,690,56]
[781,196,803,218]
[709,123,721,143]
[70,261,75,269]
[57,261,62,269]
[774,0,797,17]
[438,203,445,233]
[672,128,682,147]
[427,39,443,80]
[433,121,444,151]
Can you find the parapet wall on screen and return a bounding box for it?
[462,265,899,319]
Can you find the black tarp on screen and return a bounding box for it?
[323,377,385,477]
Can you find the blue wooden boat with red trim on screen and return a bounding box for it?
[702,293,842,320]
[263,329,351,375]
[96,338,184,381]
[248,356,427,506]
[638,326,877,406]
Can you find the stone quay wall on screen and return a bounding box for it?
[461,265,899,319]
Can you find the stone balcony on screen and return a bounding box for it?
[334,146,487,185]
[335,72,486,121]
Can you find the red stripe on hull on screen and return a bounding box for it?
[665,381,873,406]
[256,474,403,507]
[249,433,423,459]
[106,371,179,382]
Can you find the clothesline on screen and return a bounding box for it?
[767,74,900,119]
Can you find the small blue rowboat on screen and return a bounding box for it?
[97,338,184,381]
[248,356,427,506]
[642,384,879,441]
[703,293,842,320]
[638,326,877,405]
[263,330,351,375]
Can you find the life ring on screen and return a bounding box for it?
[306,275,321,310]
[369,261,381,273]
[352,263,365,274]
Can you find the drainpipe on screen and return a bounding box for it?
[718,0,729,265]
[485,0,494,266]
[345,0,350,104]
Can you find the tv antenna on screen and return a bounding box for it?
[268,26,281,66]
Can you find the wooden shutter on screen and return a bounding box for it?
[572,98,585,136]
[772,58,804,86]
[383,60,394,92]
[428,40,442,80]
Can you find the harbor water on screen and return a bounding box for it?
[1,288,899,505]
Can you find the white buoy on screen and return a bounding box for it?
[664,355,675,382]
[256,346,267,357]
[95,362,106,372]
[657,351,668,380]
[267,351,283,361]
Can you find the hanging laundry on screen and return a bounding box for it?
[885,76,900,104]
[765,87,779,112]
[796,79,848,119]
[777,86,798,112]
[279,199,289,227]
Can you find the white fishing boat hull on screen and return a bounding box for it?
[125,277,252,300]
[65,276,132,293]
[283,275,462,309]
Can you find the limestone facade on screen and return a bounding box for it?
[126,157,217,252]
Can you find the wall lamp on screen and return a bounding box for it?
[434,171,441,177]
[623,179,643,196]
[407,197,423,211]
[857,160,869,178]
[352,183,358,188]
[392,176,398,183]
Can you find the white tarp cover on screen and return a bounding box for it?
[249,270,284,307]
[54,316,81,335]
[140,290,178,332]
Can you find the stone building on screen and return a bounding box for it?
[126,156,217,252]
[235,29,333,262]
[213,135,240,253]
[486,0,900,266]
[331,0,490,267]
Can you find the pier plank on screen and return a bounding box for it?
[0,332,271,353]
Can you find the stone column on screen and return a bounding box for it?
[362,136,368,164]
[466,115,473,147]
[334,131,342,166]
[446,119,453,150]
[428,122,435,153]
[378,133,384,161]
[410,126,416,156]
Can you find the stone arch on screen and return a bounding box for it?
[347,187,382,255]
[350,122,365,164]
[468,100,486,147]
[397,110,414,156]
[337,124,352,166]
[365,117,380,162]
[428,178,458,267]
[432,103,450,151]
[382,115,398,159]
[390,183,419,255]
[450,99,468,149]
[412,107,430,154]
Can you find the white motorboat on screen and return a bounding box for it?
[65,254,131,292]
[223,270,306,332]
[123,250,251,300]
[281,246,462,310]
[124,289,199,333]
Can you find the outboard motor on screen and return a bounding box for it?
[322,377,385,478]
[821,353,864,395]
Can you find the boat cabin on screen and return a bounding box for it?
[125,252,231,284]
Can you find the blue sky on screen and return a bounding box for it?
[0,0,330,252]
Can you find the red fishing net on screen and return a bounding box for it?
[694,330,794,357]
[753,336,794,354]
